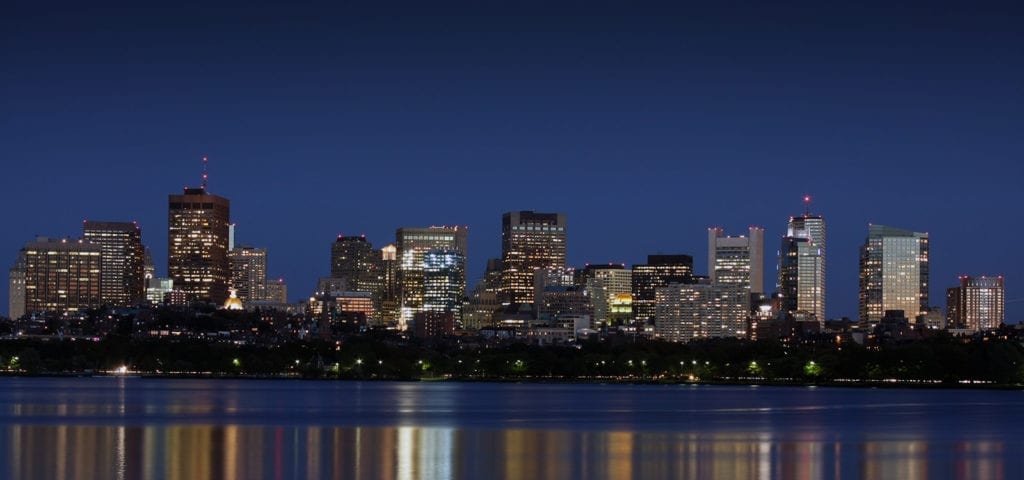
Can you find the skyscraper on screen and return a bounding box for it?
[501,211,567,305]
[228,245,267,304]
[396,226,468,328]
[376,244,400,326]
[631,254,693,325]
[708,227,764,338]
[947,275,1004,331]
[533,266,589,323]
[330,235,380,293]
[777,211,826,322]
[168,185,231,304]
[580,264,632,326]
[464,258,503,329]
[143,248,155,289]
[22,237,102,315]
[82,220,145,306]
[945,287,961,328]
[422,250,466,319]
[858,225,929,321]
[708,227,764,293]
[8,251,26,320]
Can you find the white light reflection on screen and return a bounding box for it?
[758,433,772,480]
[116,376,127,480]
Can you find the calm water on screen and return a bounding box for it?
[1,378,1022,479]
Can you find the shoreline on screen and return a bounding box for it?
[1,372,1020,391]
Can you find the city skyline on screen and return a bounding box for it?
[3,2,1021,321]
[3,186,1016,323]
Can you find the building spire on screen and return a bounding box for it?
[802,194,811,215]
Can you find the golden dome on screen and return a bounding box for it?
[223,290,244,310]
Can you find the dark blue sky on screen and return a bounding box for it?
[3,1,1022,320]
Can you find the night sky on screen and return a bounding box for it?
[2,1,1022,320]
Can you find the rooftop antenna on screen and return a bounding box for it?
[802,195,811,215]
[202,156,209,190]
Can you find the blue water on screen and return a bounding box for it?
[1,378,1022,479]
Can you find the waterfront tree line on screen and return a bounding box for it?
[2,332,1023,387]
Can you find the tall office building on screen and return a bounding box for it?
[396,226,468,328]
[947,275,1004,331]
[858,225,929,321]
[82,220,145,306]
[8,251,26,320]
[777,211,826,322]
[708,227,763,338]
[422,250,466,319]
[580,264,632,325]
[631,255,693,325]
[534,266,577,303]
[501,211,567,304]
[532,266,588,322]
[330,235,380,293]
[22,237,102,315]
[379,245,399,299]
[143,248,155,288]
[464,258,504,329]
[228,245,267,303]
[536,286,591,325]
[168,185,231,303]
[376,244,400,326]
[945,287,961,328]
[708,227,764,293]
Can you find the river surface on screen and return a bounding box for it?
[0,378,1022,479]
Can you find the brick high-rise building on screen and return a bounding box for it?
[168,186,231,303]
[947,275,1004,331]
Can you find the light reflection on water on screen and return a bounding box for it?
[0,378,1021,480]
[1,424,1012,480]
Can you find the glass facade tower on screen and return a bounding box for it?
[777,213,826,322]
[858,225,929,321]
[396,226,467,329]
